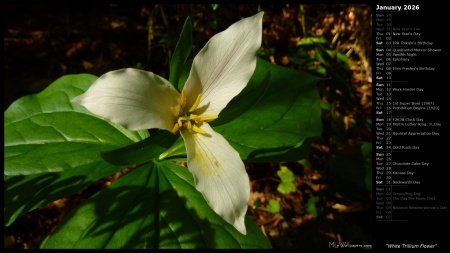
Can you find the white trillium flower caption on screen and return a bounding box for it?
[72,12,264,235]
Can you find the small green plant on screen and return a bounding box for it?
[277,165,297,194]
[266,199,281,213]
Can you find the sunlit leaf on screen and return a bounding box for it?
[4,74,149,226]
[277,165,296,194]
[266,199,281,213]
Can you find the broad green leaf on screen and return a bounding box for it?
[277,165,296,194]
[211,70,271,127]
[169,16,193,90]
[218,58,322,161]
[101,130,179,166]
[159,136,186,161]
[4,74,149,225]
[162,58,323,162]
[41,161,272,249]
[4,163,120,226]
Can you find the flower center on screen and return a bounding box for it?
[170,89,218,134]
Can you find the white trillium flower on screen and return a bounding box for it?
[72,12,263,235]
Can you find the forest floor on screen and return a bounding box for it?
[4,4,373,249]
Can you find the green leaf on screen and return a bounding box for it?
[169,16,192,90]
[305,195,319,218]
[277,165,296,194]
[211,70,271,127]
[298,159,311,167]
[41,161,272,249]
[218,59,323,162]
[101,130,179,166]
[252,198,262,209]
[4,74,149,226]
[4,74,148,175]
[4,164,119,227]
[159,136,186,161]
[320,100,331,111]
[266,199,281,213]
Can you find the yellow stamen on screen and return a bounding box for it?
[184,121,191,130]
[178,116,186,127]
[192,124,206,134]
[170,92,218,135]
[197,115,218,122]
[180,89,187,109]
[170,106,180,117]
[189,94,202,113]
[171,123,180,133]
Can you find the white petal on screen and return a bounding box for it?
[72,68,180,131]
[180,123,250,234]
[184,12,263,116]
